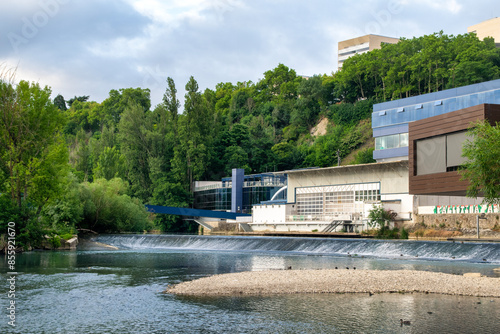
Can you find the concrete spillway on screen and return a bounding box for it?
[95,234,500,264]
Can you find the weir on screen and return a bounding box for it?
[95,235,500,264]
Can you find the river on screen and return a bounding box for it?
[1,235,499,333]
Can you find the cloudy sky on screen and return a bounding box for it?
[1,0,499,108]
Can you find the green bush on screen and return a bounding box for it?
[0,195,45,250]
[400,227,409,239]
[352,147,376,165]
[60,233,74,240]
[368,205,403,239]
[78,178,154,233]
[49,235,62,248]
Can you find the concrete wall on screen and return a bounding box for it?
[468,17,500,43]
[416,195,484,207]
[415,213,500,231]
[253,204,287,224]
[382,193,413,220]
[287,161,409,203]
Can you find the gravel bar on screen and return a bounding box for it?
[166,269,500,297]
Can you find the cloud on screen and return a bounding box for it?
[401,0,463,15]
[1,0,500,108]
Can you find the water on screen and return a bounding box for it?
[1,235,499,333]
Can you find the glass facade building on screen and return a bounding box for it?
[372,79,500,161]
[193,173,287,214]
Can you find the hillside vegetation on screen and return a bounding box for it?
[1,31,500,243]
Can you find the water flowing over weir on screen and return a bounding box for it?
[94,235,500,264]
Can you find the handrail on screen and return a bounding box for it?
[194,181,286,192]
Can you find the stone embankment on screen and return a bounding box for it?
[167,269,500,297]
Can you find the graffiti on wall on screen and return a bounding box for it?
[434,204,499,214]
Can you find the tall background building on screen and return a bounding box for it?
[468,17,500,46]
[337,34,399,70]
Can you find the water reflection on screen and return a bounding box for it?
[1,247,499,334]
[181,293,499,334]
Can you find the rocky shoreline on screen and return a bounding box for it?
[166,269,500,297]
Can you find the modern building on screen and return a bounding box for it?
[468,17,500,46]
[372,79,500,162]
[252,161,411,232]
[337,34,399,70]
[193,79,500,233]
[193,171,287,214]
[250,80,500,232]
[409,103,500,197]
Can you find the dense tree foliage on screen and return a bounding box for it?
[2,31,500,241]
[335,32,500,102]
[461,120,500,205]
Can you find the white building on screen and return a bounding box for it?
[337,34,399,70]
[252,161,412,232]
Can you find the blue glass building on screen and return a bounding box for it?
[193,171,287,214]
[372,79,500,161]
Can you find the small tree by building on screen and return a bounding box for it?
[460,120,500,206]
[368,205,400,238]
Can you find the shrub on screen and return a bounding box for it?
[368,205,396,230]
[49,235,61,248]
[78,178,154,233]
[400,227,409,239]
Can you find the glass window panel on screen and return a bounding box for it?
[416,136,446,175]
[446,131,467,167]
[400,133,409,147]
[375,137,384,150]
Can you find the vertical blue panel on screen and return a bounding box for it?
[231,168,244,213]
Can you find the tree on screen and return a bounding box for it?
[150,181,193,232]
[460,120,500,205]
[66,95,89,108]
[53,94,67,111]
[163,77,179,128]
[101,88,150,126]
[78,178,153,233]
[368,205,397,231]
[0,79,68,212]
[172,76,212,189]
[94,146,126,180]
[334,32,500,103]
[118,100,152,201]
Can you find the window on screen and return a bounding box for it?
[295,184,380,219]
[416,136,446,175]
[446,131,467,168]
[400,133,409,147]
[375,133,409,150]
[415,131,468,176]
[355,189,380,202]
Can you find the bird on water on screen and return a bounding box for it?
[400,319,411,326]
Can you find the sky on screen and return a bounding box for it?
[1,0,499,108]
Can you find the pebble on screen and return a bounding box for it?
[166,269,500,297]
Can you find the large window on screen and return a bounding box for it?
[354,189,381,202]
[324,191,354,215]
[446,131,467,168]
[415,131,467,175]
[296,193,323,216]
[294,183,380,220]
[416,136,446,175]
[375,133,408,150]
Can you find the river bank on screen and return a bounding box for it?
[167,269,500,297]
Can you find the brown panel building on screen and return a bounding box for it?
[409,104,500,196]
